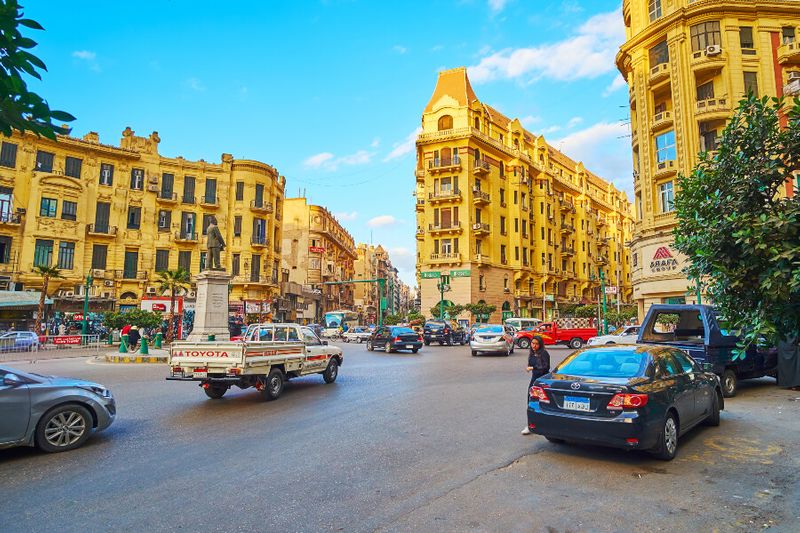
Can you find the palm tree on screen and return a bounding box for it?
[156,268,191,342]
[33,265,63,336]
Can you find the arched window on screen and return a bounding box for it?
[438,115,453,131]
[120,291,138,300]
[474,148,482,163]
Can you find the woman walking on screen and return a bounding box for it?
[522,335,550,435]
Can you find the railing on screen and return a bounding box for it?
[429,253,461,262]
[651,110,673,129]
[182,195,196,204]
[428,221,461,232]
[157,192,178,202]
[250,200,274,213]
[251,235,269,246]
[649,62,669,82]
[473,159,490,173]
[0,212,22,224]
[784,78,800,96]
[174,231,198,242]
[200,196,219,207]
[562,247,575,255]
[87,224,118,236]
[695,97,729,116]
[473,190,490,203]
[560,223,574,232]
[428,189,461,200]
[428,156,461,169]
[472,222,490,233]
[0,334,103,362]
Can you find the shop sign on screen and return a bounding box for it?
[450,270,471,278]
[72,313,84,322]
[152,303,167,312]
[246,302,261,313]
[650,246,679,273]
[420,271,441,279]
[309,246,325,254]
[54,336,82,345]
[544,295,555,302]
[604,286,618,295]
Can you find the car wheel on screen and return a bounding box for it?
[36,404,92,453]
[722,369,737,398]
[204,384,228,399]
[517,338,530,350]
[510,344,515,355]
[568,338,583,349]
[605,341,616,345]
[323,359,339,384]
[262,368,285,401]
[358,337,364,344]
[545,436,565,444]
[704,390,721,426]
[366,340,373,351]
[412,348,419,354]
[471,350,478,356]
[651,412,679,461]
[424,340,430,346]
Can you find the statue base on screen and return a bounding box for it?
[187,270,231,342]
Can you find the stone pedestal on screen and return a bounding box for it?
[187,270,231,342]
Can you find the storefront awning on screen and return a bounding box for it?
[0,291,53,308]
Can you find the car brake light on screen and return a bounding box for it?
[418,336,423,342]
[393,337,401,343]
[607,393,649,410]
[529,386,550,403]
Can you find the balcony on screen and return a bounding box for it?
[596,216,606,227]
[562,247,575,256]
[472,189,490,204]
[778,41,800,65]
[251,235,269,248]
[559,200,574,212]
[695,97,729,119]
[416,227,424,239]
[114,270,148,281]
[156,192,178,204]
[429,252,462,264]
[649,63,670,85]
[785,78,800,97]
[560,223,574,233]
[250,200,274,214]
[428,188,462,204]
[595,255,609,265]
[473,159,490,175]
[86,224,118,237]
[415,199,425,211]
[691,48,726,74]
[428,156,462,174]
[415,168,425,182]
[181,195,196,205]
[654,159,677,178]
[474,254,486,265]
[0,212,21,226]
[428,221,462,234]
[472,222,490,236]
[650,110,673,132]
[200,196,219,208]
[174,231,199,243]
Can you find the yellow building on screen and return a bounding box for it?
[616,0,800,318]
[415,68,634,323]
[0,127,285,316]
[281,197,357,320]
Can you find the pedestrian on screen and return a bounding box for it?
[58,323,66,336]
[121,323,131,337]
[128,325,140,349]
[522,335,551,435]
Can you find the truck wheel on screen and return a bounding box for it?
[517,338,530,350]
[568,338,583,350]
[262,369,285,401]
[323,359,339,384]
[204,384,227,399]
[722,369,737,398]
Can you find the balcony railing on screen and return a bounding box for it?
[174,231,199,242]
[115,270,148,280]
[0,212,21,225]
[181,195,196,204]
[415,199,425,211]
[429,252,461,263]
[428,156,462,172]
[428,221,462,233]
[651,110,673,131]
[86,224,118,236]
[251,235,269,247]
[778,41,800,65]
[562,247,575,256]
[472,189,490,204]
[428,189,461,202]
[473,159,490,174]
[649,62,669,84]
[250,200,274,213]
[654,159,677,177]
[560,223,574,233]
[691,47,726,73]
[784,78,800,97]
[157,192,178,203]
[472,222,490,235]
[696,97,729,118]
[200,196,219,207]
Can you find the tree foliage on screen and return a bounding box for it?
[383,314,402,325]
[673,95,800,354]
[406,311,425,325]
[463,302,496,322]
[429,302,464,320]
[103,309,162,330]
[0,0,75,139]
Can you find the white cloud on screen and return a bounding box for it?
[603,74,628,97]
[184,77,206,92]
[467,9,624,84]
[335,211,358,221]
[339,150,371,165]
[370,137,381,148]
[521,115,540,126]
[384,127,422,162]
[392,45,408,55]
[488,0,509,13]
[303,152,335,168]
[367,215,398,228]
[431,44,444,52]
[72,50,100,71]
[388,247,417,285]
[302,150,372,171]
[567,116,584,128]
[541,125,561,134]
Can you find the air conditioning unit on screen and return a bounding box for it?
[472,186,482,193]
[65,291,75,297]
[92,269,104,278]
[789,71,800,81]
[503,288,510,293]
[188,291,197,298]
[102,292,112,298]
[705,45,722,56]
[146,184,159,192]
[146,287,157,295]
[104,280,114,287]
[148,175,159,184]
[472,223,483,230]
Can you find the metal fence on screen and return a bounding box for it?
[0,334,102,362]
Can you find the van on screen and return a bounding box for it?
[504,317,542,332]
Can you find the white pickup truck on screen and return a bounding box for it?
[167,323,343,400]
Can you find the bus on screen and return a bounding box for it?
[323,309,359,337]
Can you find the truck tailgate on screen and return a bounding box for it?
[169,342,246,370]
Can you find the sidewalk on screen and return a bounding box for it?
[104,348,169,364]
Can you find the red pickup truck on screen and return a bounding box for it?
[514,318,598,350]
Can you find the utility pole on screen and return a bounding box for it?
[437,280,450,320]
[600,269,608,335]
[82,274,93,338]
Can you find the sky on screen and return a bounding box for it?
[25,0,632,285]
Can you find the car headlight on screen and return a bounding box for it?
[79,385,113,399]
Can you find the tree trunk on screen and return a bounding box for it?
[35,276,48,336]
[167,287,176,343]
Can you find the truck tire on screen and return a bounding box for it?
[517,338,530,350]
[568,338,583,349]
[722,369,737,398]
[262,369,285,401]
[323,359,339,383]
[204,384,227,399]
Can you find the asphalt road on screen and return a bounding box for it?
[1,342,798,533]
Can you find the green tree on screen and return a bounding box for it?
[674,95,799,378]
[572,305,597,319]
[32,264,62,334]
[156,268,191,342]
[103,309,162,330]
[406,311,425,325]
[383,314,402,325]
[0,0,75,139]
[464,302,496,323]
[429,302,464,320]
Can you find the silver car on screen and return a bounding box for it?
[0,365,116,453]
[470,324,515,356]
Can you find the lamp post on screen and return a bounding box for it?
[436,281,450,320]
[82,274,93,338]
[600,269,608,335]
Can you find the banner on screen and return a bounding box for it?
[53,336,82,345]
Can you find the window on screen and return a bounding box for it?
[254,183,264,206]
[65,156,82,178]
[671,350,697,374]
[35,150,54,172]
[690,21,721,52]
[696,81,714,101]
[61,200,77,221]
[123,250,138,279]
[743,72,759,96]
[783,26,796,45]
[199,252,207,271]
[183,176,196,203]
[34,239,54,267]
[40,197,57,217]
[94,202,110,232]
[0,142,18,168]
[437,115,453,130]
[251,254,262,282]
[57,241,75,269]
[158,210,171,231]
[0,236,10,263]
[204,178,217,204]
[234,216,242,236]
[178,250,192,272]
[648,0,661,22]
[659,181,675,213]
[699,123,718,152]
[130,168,144,190]
[515,246,520,261]
[499,188,505,205]
[235,181,244,201]
[655,130,676,162]
[154,249,169,272]
[739,26,754,50]
[127,206,141,229]
[161,173,174,198]
[649,40,669,66]
[232,254,241,276]
[500,245,507,263]
[500,216,506,235]
[92,245,108,270]
[99,163,114,186]
[180,212,196,237]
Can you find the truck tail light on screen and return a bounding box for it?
[193,367,207,373]
[227,368,241,375]
[172,366,182,373]
[607,393,649,410]
[529,386,550,403]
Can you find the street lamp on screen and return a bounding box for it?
[436,281,450,320]
[82,274,93,337]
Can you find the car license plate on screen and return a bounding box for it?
[563,396,591,412]
[406,345,413,349]
[193,371,208,379]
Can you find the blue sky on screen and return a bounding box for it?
[26,0,631,284]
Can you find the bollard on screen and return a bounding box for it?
[139,337,149,355]
[119,334,129,353]
[154,332,163,349]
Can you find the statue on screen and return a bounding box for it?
[206,216,226,270]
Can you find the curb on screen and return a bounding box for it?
[104,353,168,364]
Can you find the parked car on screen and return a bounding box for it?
[367,326,423,353]
[0,331,40,352]
[423,321,467,346]
[637,304,778,397]
[343,326,372,343]
[470,324,515,356]
[515,319,598,350]
[587,325,640,346]
[527,345,723,461]
[0,365,116,452]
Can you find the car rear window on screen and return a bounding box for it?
[476,326,503,333]
[555,349,650,378]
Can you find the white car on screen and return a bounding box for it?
[343,327,372,343]
[587,325,640,346]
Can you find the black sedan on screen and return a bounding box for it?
[367,326,423,353]
[527,345,723,460]
[423,321,467,346]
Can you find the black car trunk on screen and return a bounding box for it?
[539,376,633,418]
[394,333,420,343]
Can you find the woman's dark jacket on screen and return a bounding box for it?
[528,336,551,376]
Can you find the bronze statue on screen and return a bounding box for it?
[206,216,226,270]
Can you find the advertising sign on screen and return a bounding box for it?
[309,246,325,254]
[544,295,555,302]
[650,246,679,274]
[152,303,167,312]
[604,286,618,295]
[420,271,441,279]
[246,302,261,313]
[54,336,82,345]
[72,313,84,322]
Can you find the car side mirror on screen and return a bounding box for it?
[701,362,713,373]
[3,373,23,387]
[322,340,329,346]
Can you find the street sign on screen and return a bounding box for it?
[450,270,471,278]
[309,246,325,254]
[420,271,441,279]
[605,286,618,294]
